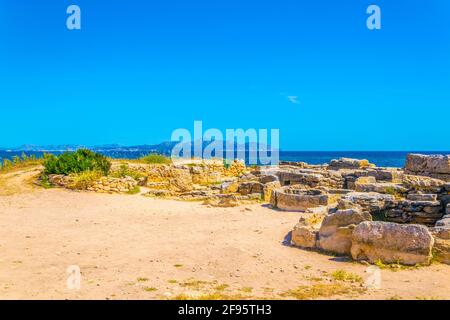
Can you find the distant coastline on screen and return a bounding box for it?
[1,148,449,168]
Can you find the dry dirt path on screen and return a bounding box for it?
[0,168,449,300]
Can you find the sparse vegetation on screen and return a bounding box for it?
[138,153,172,164]
[171,293,246,300]
[143,287,157,292]
[281,283,365,300]
[331,270,363,283]
[374,259,421,271]
[137,277,149,282]
[214,284,229,291]
[178,279,212,290]
[0,153,42,173]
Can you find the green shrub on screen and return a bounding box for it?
[43,149,111,176]
[139,153,172,164]
[40,174,53,189]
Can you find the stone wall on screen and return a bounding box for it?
[48,174,138,194]
[87,177,137,193]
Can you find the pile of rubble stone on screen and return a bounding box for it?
[279,154,450,266]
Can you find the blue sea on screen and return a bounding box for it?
[1,150,449,168]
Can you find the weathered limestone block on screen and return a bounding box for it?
[355,176,376,185]
[407,194,437,201]
[318,208,372,255]
[328,158,375,170]
[405,154,450,181]
[291,224,318,249]
[367,168,404,183]
[259,174,278,184]
[402,174,446,193]
[351,221,434,265]
[220,181,239,194]
[238,181,265,196]
[432,238,450,265]
[271,187,329,211]
[263,181,281,202]
[339,169,369,189]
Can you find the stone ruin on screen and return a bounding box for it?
[281,155,450,266]
[45,152,450,266]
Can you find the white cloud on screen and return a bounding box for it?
[287,96,299,104]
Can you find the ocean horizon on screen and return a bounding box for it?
[1,150,449,168]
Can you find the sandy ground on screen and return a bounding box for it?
[1,167,450,300]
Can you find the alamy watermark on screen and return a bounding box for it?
[65,4,381,31]
[171,121,280,166]
[66,265,81,290]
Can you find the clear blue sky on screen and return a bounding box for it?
[0,0,449,150]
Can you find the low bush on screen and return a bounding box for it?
[139,153,172,164]
[43,149,111,176]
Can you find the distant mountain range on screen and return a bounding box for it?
[0,141,275,155]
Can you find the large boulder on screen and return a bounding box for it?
[351,221,434,265]
[318,208,372,255]
[405,154,450,181]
